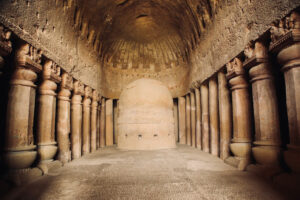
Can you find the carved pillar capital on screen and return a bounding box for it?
[92,90,99,108]
[83,86,92,106]
[12,43,42,87]
[226,58,248,90]
[39,60,62,95]
[58,72,73,100]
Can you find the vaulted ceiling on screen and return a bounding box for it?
[75,0,220,71]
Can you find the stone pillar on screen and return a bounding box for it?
[82,86,92,155]
[226,58,252,171]
[91,90,99,152]
[71,80,84,159]
[113,100,118,144]
[3,43,41,170]
[195,87,202,149]
[106,99,114,146]
[57,73,73,164]
[185,94,191,146]
[209,76,219,156]
[100,98,106,147]
[244,41,281,168]
[97,102,101,149]
[36,60,61,166]
[178,97,186,144]
[201,83,210,153]
[173,100,179,142]
[270,12,300,173]
[190,91,196,148]
[218,70,232,160]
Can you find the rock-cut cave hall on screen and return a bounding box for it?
[0,0,300,199]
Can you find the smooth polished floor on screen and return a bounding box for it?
[3,145,288,200]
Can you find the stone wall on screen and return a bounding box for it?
[189,0,300,86]
[0,0,100,90]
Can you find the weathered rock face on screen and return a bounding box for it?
[117,78,176,150]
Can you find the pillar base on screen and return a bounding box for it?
[3,146,37,169]
[230,142,251,171]
[37,160,62,175]
[37,143,57,162]
[57,151,71,165]
[252,142,282,166]
[284,145,300,173]
[5,168,42,186]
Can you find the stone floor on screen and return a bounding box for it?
[2,145,291,200]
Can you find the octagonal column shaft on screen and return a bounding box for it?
[190,91,196,148]
[245,41,281,167]
[270,12,300,173]
[4,43,41,169]
[36,60,60,164]
[71,81,84,159]
[209,76,219,156]
[82,86,92,155]
[173,100,179,142]
[100,98,106,147]
[178,97,186,144]
[227,58,252,171]
[201,83,210,153]
[91,90,99,152]
[97,103,101,149]
[218,71,232,160]
[106,99,114,146]
[57,73,73,164]
[195,88,202,149]
[185,94,191,146]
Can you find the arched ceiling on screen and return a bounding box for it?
[75,0,219,72]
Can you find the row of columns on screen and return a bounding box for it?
[176,11,300,173]
[0,37,115,172]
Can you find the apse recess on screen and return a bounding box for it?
[76,0,217,98]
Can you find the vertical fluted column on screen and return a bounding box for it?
[106,99,114,146]
[178,97,186,144]
[100,98,106,147]
[244,41,281,167]
[270,12,300,173]
[4,43,41,169]
[201,83,210,153]
[57,73,73,164]
[195,87,202,149]
[186,94,191,146]
[91,90,99,152]
[37,60,61,165]
[173,100,179,142]
[218,70,232,160]
[71,80,84,159]
[209,76,219,156]
[82,86,92,155]
[226,58,252,171]
[190,91,196,148]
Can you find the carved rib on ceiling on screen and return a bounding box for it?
[71,0,220,71]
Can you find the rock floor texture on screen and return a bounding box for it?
[3,145,289,200]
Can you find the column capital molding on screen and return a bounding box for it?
[84,86,92,99]
[243,41,269,69]
[226,58,245,79]
[73,80,85,96]
[60,72,73,91]
[15,42,42,73]
[270,11,300,54]
[42,60,62,83]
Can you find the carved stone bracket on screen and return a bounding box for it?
[270,11,300,54]
[0,24,12,57]
[243,41,269,69]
